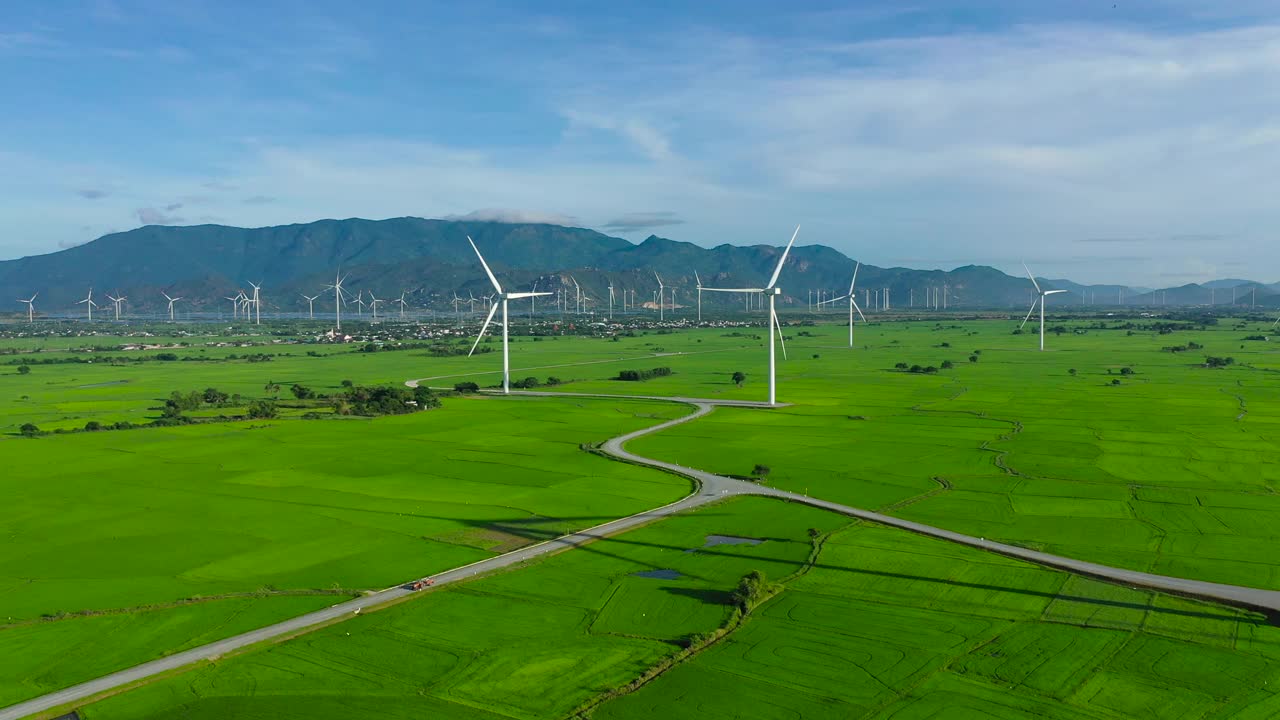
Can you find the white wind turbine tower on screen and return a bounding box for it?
[819,262,869,348]
[77,288,98,321]
[225,295,240,320]
[654,272,665,321]
[18,293,37,322]
[248,282,263,324]
[162,292,183,321]
[369,292,382,321]
[695,271,704,322]
[466,236,551,394]
[396,291,409,320]
[1020,263,1067,352]
[352,291,366,316]
[700,225,799,406]
[571,277,582,314]
[302,294,320,319]
[325,273,348,330]
[105,293,123,321]
[607,280,615,320]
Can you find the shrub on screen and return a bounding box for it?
[19,422,40,437]
[894,362,909,370]
[413,385,441,409]
[731,571,769,610]
[940,360,954,369]
[616,367,672,382]
[246,399,277,419]
[751,464,771,480]
[84,421,103,432]
[546,376,563,386]
[1111,379,1122,386]
[1068,368,1077,376]
[290,384,314,400]
[454,382,480,393]
[968,355,978,363]
[732,371,746,387]
[17,364,30,375]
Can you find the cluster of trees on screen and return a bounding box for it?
[1204,356,1236,368]
[333,384,440,416]
[1162,341,1204,353]
[616,367,673,382]
[731,571,770,611]
[894,363,940,374]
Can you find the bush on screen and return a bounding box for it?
[246,399,277,419]
[155,352,179,361]
[751,464,771,480]
[731,571,769,610]
[968,355,978,363]
[940,360,954,369]
[290,384,314,400]
[454,382,480,393]
[894,362,908,370]
[17,364,30,375]
[203,387,229,405]
[413,385,441,409]
[84,421,103,432]
[1068,368,1077,376]
[1119,367,1134,375]
[732,371,746,387]
[617,367,672,382]
[1204,356,1235,368]
[19,422,40,437]
[546,376,563,386]
[1111,379,1122,386]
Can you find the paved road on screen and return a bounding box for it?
[8,391,1280,719]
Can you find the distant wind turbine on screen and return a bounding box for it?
[324,272,348,330]
[76,288,98,321]
[466,236,551,394]
[396,291,409,319]
[105,293,124,321]
[18,292,37,322]
[654,272,665,321]
[1020,263,1067,351]
[369,292,382,321]
[694,270,703,322]
[248,282,262,324]
[302,294,320,319]
[700,225,799,405]
[162,292,183,321]
[819,262,868,348]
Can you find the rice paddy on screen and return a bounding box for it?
[3,310,1279,717]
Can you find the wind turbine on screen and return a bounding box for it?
[695,271,703,322]
[77,288,98,321]
[225,295,239,320]
[302,294,320,319]
[607,280,615,320]
[162,292,182,321]
[105,293,124,321]
[248,282,262,324]
[819,262,868,348]
[396,291,409,319]
[466,236,551,394]
[700,225,799,405]
[1020,263,1067,351]
[17,293,36,322]
[324,272,348,330]
[571,277,582,314]
[352,291,366,316]
[654,272,665,321]
[369,292,382,321]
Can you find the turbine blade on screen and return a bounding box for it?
[1020,298,1039,329]
[849,261,860,294]
[852,300,869,323]
[772,308,787,360]
[701,287,762,294]
[1022,263,1041,294]
[468,302,501,356]
[766,225,800,289]
[468,236,503,294]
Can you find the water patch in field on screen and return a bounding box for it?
[632,569,684,580]
[686,535,764,552]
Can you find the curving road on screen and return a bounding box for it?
[6,390,1280,719]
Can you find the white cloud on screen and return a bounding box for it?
[442,208,579,226]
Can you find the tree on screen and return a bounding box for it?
[290,383,314,400]
[17,364,30,375]
[19,422,40,437]
[732,371,747,387]
[247,399,277,419]
[84,420,103,431]
[1111,379,1122,386]
[454,381,480,393]
[1119,367,1134,376]
[264,381,281,398]
[941,360,954,369]
[413,385,441,409]
[546,376,563,386]
[731,571,769,610]
[1068,368,1077,376]
[751,464,771,480]
[203,387,228,405]
[895,362,909,370]
[341,379,354,388]
[968,355,979,363]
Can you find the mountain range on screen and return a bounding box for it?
[2,217,1276,313]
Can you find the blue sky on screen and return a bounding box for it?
[2,1,1279,285]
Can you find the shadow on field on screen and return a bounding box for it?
[660,586,735,605]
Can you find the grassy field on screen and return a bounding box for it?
[69,496,1280,720]
[77,497,847,719]
[0,395,690,706]
[4,311,1280,715]
[595,519,1280,720]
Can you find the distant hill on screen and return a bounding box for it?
[1,217,1271,313]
